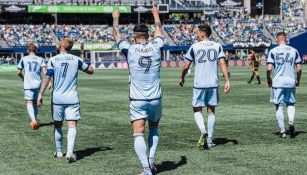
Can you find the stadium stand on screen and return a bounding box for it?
[0,24,56,47]
[282,0,304,17]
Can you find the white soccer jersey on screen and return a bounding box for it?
[17,55,46,90]
[118,37,164,100]
[267,44,302,88]
[186,39,225,88]
[46,52,89,105]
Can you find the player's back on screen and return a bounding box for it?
[18,55,45,90]
[48,53,82,105]
[187,40,225,88]
[268,45,301,88]
[127,39,162,100]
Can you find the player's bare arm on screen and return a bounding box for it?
[152,5,163,38]
[219,59,230,93]
[266,64,273,88]
[41,66,52,89]
[85,65,95,74]
[17,69,24,81]
[37,76,51,107]
[112,7,122,43]
[179,60,192,87]
[296,64,302,87]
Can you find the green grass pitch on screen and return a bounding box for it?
[0,66,307,175]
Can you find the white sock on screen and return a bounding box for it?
[287,105,295,124]
[148,128,159,166]
[33,104,38,120]
[276,105,285,129]
[26,103,36,121]
[194,112,207,134]
[207,112,216,138]
[54,127,63,152]
[133,133,149,169]
[67,125,77,153]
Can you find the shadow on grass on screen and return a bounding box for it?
[213,138,239,145]
[38,122,54,128]
[75,147,113,160]
[273,130,306,138]
[155,156,187,174]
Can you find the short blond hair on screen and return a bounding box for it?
[28,41,37,52]
[60,38,74,51]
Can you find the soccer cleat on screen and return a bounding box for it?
[247,81,251,84]
[53,151,63,158]
[150,164,157,175]
[207,142,216,148]
[139,170,153,175]
[66,152,77,163]
[279,130,287,138]
[197,133,208,149]
[289,122,295,138]
[30,120,39,130]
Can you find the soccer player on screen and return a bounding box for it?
[179,25,230,149]
[266,32,302,138]
[113,5,163,175]
[247,49,261,84]
[37,38,94,162]
[17,42,48,130]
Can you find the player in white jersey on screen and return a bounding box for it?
[37,38,94,162]
[266,32,302,138]
[179,25,230,149]
[113,5,163,175]
[17,42,48,130]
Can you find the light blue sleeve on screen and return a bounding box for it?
[185,45,195,62]
[17,58,24,70]
[41,58,46,68]
[45,58,54,78]
[152,37,164,50]
[118,39,131,57]
[217,44,225,60]
[267,50,275,64]
[294,50,302,65]
[78,58,89,72]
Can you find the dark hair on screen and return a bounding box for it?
[276,32,287,38]
[133,24,149,33]
[198,25,212,37]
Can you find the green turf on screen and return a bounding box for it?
[0,66,306,175]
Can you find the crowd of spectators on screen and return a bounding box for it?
[165,24,219,46]
[0,14,306,48]
[0,24,55,47]
[0,0,156,5]
[212,13,271,47]
[55,25,114,43]
[266,18,305,39]
[282,0,304,17]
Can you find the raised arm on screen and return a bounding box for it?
[112,7,122,43]
[151,5,163,38]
